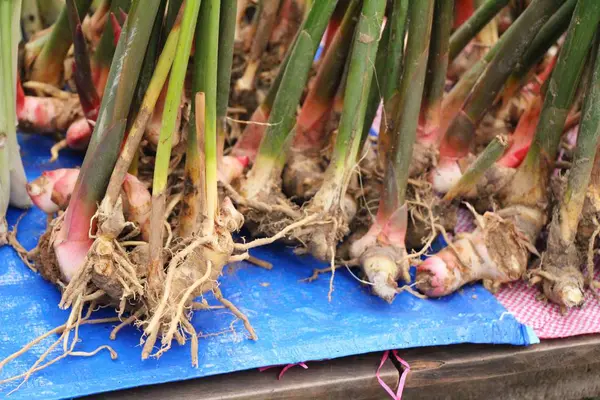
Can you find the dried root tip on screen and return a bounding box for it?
[66,118,93,150]
[282,152,324,202]
[219,197,245,232]
[27,168,80,213]
[537,266,586,310]
[360,245,406,303]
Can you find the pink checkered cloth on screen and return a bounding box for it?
[454,208,600,339]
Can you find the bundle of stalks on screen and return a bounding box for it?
[7,0,600,387]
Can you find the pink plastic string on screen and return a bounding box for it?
[258,362,309,380]
[376,350,411,400]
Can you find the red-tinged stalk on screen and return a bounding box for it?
[240,0,338,204]
[418,0,600,298]
[322,0,350,53]
[146,0,200,307]
[299,0,386,263]
[27,168,80,213]
[91,0,132,98]
[500,0,575,107]
[432,0,564,194]
[53,0,161,283]
[413,0,453,178]
[226,7,303,169]
[533,40,600,310]
[282,0,360,201]
[497,95,542,168]
[439,0,572,156]
[28,0,92,85]
[294,0,359,151]
[350,0,434,302]
[236,0,281,92]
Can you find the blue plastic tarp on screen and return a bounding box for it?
[0,134,538,399]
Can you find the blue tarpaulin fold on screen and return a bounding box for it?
[0,134,538,400]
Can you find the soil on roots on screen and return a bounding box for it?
[282,151,327,203]
[409,141,438,178]
[405,180,458,250]
[34,228,62,285]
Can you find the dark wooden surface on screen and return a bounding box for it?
[90,335,600,400]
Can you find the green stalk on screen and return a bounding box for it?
[130,0,167,120]
[105,17,182,208]
[29,0,92,85]
[202,0,221,233]
[66,0,100,118]
[555,43,600,246]
[421,0,454,136]
[439,0,564,161]
[443,135,508,201]
[246,0,338,197]
[217,0,237,157]
[181,0,221,237]
[504,0,576,96]
[508,0,600,207]
[360,21,390,151]
[442,0,573,141]
[60,0,161,250]
[295,0,360,147]
[148,0,201,292]
[538,37,600,309]
[449,0,508,61]
[381,0,408,104]
[382,0,434,216]
[377,0,408,166]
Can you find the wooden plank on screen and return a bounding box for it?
[91,352,399,400]
[401,335,600,400]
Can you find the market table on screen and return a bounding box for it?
[90,334,600,400]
